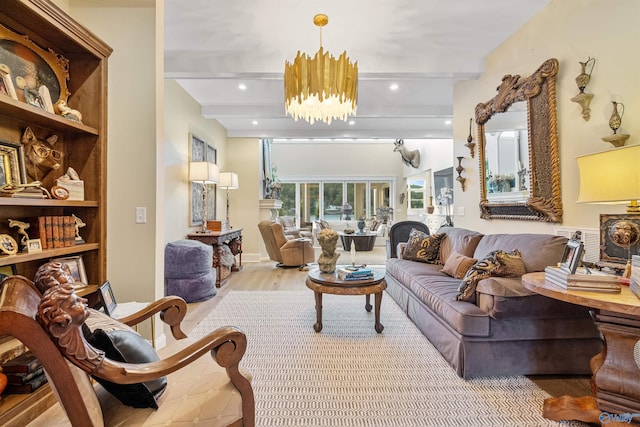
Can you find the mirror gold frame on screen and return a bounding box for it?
[475,58,561,222]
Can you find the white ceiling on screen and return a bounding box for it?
[165,0,551,139]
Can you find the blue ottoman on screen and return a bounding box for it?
[165,240,217,303]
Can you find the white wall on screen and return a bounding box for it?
[453,0,639,234]
[163,81,229,243]
[68,3,158,305]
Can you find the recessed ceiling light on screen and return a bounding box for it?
[238,83,247,90]
[349,120,355,125]
[390,83,399,91]
[252,120,258,125]
[445,120,452,125]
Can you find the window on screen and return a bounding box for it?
[278,180,393,223]
[408,179,426,210]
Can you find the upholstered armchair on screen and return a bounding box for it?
[0,266,254,427]
[258,220,315,268]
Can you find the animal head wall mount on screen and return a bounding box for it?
[393,139,420,169]
[21,127,63,182]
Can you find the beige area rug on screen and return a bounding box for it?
[191,291,587,427]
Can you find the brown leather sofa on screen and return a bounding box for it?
[258,220,315,268]
[385,226,603,378]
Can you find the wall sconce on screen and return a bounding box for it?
[219,172,239,226]
[455,156,466,192]
[464,118,475,158]
[570,57,595,121]
[189,161,220,233]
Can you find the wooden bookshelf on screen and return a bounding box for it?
[0,1,112,423]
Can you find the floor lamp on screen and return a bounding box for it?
[189,161,220,233]
[219,172,239,227]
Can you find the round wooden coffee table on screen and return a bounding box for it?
[305,267,387,333]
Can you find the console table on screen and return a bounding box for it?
[338,232,377,251]
[523,272,640,425]
[188,228,243,287]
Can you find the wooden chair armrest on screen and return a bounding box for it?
[117,296,188,340]
[90,326,254,425]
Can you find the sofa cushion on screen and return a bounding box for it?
[441,250,477,279]
[456,249,526,303]
[437,227,483,263]
[386,258,446,287]
[407,275,491,337]
[403,230,445,264]
[473,233,567,272]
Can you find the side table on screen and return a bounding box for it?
[522,272,640,425]
[188,228,243,287]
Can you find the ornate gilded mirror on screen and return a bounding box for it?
[476,58,561,222]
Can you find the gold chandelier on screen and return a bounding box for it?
[284,14,358,124]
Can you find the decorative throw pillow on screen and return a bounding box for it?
[402,229,445,264]
[456,249,526,303]
[85,328,167,408]
[441,250,478,279]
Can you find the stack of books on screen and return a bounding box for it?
[2,351,48,394]
[31,216,77,249]
[337,266,374,281]
[544,266,621,293]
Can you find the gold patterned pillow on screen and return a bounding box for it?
[456,249,525,302]
[441,250,478,279]
[402,229,445,264]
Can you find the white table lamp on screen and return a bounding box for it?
[219,172,239,223]
[189,161,220,233]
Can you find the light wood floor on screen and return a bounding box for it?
[168,245,591,399]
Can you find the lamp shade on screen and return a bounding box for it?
[577,145,640,205]
[219,172,239,189]
[189,161,220,183]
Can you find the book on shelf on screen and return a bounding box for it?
[1,351,41,374]
[4,372,48,394]
[5,366,45,385]
[30,215,77,250]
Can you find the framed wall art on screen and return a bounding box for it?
[600,214,640,264]
[189,133,217,226]
[0,140,26,186]
[51,255,87,288]
[0,22,69,108]
[99,281,117,316]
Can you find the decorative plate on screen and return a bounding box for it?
[0,234,18,255]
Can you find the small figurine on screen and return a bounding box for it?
[54,100,83,123]
[72,214,86,244]
[8,219,30,250]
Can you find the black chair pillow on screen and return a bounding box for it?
[85,328,167,408]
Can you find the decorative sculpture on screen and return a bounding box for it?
[21,127,62,182]
[393,139,420,168]
[455,157,466,192]
[8,219,30,250]
[464,118,475,157]
[317,228,340,273]
[72,214,86,244]
[602,101,629,147]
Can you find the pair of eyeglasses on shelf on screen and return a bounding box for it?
[31,144,64,161]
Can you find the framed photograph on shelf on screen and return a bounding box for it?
[26,239,42,253]
[0,140,26,186]
[51,255,87,288]
[560,238,584,274]
[98,281,117,316]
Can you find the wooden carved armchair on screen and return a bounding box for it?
[0,263,254,427]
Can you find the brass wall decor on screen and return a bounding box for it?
[476,58,562,222]
[455,157,466,191]
[464,118,475,157]
[570,57,595,121]
[602,100,629,147]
